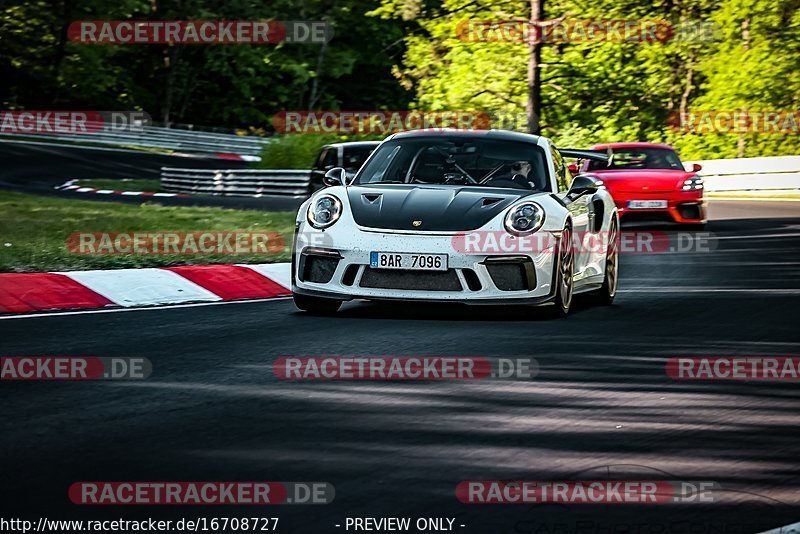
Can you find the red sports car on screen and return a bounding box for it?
[570,142,706,226]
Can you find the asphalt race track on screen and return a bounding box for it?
[1,170,799,530]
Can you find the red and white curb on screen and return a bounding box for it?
[55,179,188,198]
[0,263,291,314]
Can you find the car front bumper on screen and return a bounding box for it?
[614,192,707,224]
[292,227,560,304]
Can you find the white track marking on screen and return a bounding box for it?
[240,263,291,289]
[61,268,221,306]
[0,296,292,320]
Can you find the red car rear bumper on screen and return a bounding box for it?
[612,191,707,224]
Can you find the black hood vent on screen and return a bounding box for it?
[482,197,504,207]
[347,185,537,231]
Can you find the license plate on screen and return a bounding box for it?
[370,252,448,271]
[628,200,668,209]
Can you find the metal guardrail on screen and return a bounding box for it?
[0,122,270,157]
[161,168,311,197]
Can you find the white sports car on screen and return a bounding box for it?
[292,129,619,318]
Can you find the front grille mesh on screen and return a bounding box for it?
[360,268,462,291]
[486,263,528,291]
[302,255,339,284]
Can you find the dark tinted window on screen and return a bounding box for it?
[316,147,337,170]
[587,147,683,171]
[354,137,550,192]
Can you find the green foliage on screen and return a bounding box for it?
[255,133,383,169]
[256,134,340,169]
[0,0,413,128]
[2,0,797,160]
[373,0,800,160]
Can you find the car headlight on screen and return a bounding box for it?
[504,202,545,236]
[682,176,704,191]
[307,194,342,229]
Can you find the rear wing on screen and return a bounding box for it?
[558,148,612,164]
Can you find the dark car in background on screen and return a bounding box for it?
[309,141,379,194]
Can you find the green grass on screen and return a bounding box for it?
[76,178,163,192]
[0,190,295,272]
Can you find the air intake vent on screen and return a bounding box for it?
[483,257,536,291]
[462,269,482,291]
[360,269,462,291]
[482,197,503,207]
[363,194,382,203]
[341,265,359,286]
[301,254,339,284]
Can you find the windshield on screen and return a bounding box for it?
[587,147,683,171]
[354,137,550,191]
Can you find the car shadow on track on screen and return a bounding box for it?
[300,295,603,322]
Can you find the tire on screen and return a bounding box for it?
[293,293,342,314]
[590,216,619,306]
[545,223,574,318]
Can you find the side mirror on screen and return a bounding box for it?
[567,175,601,200]
[323,167,347,187]
[567,163,578,176]
[692,163,702,172]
